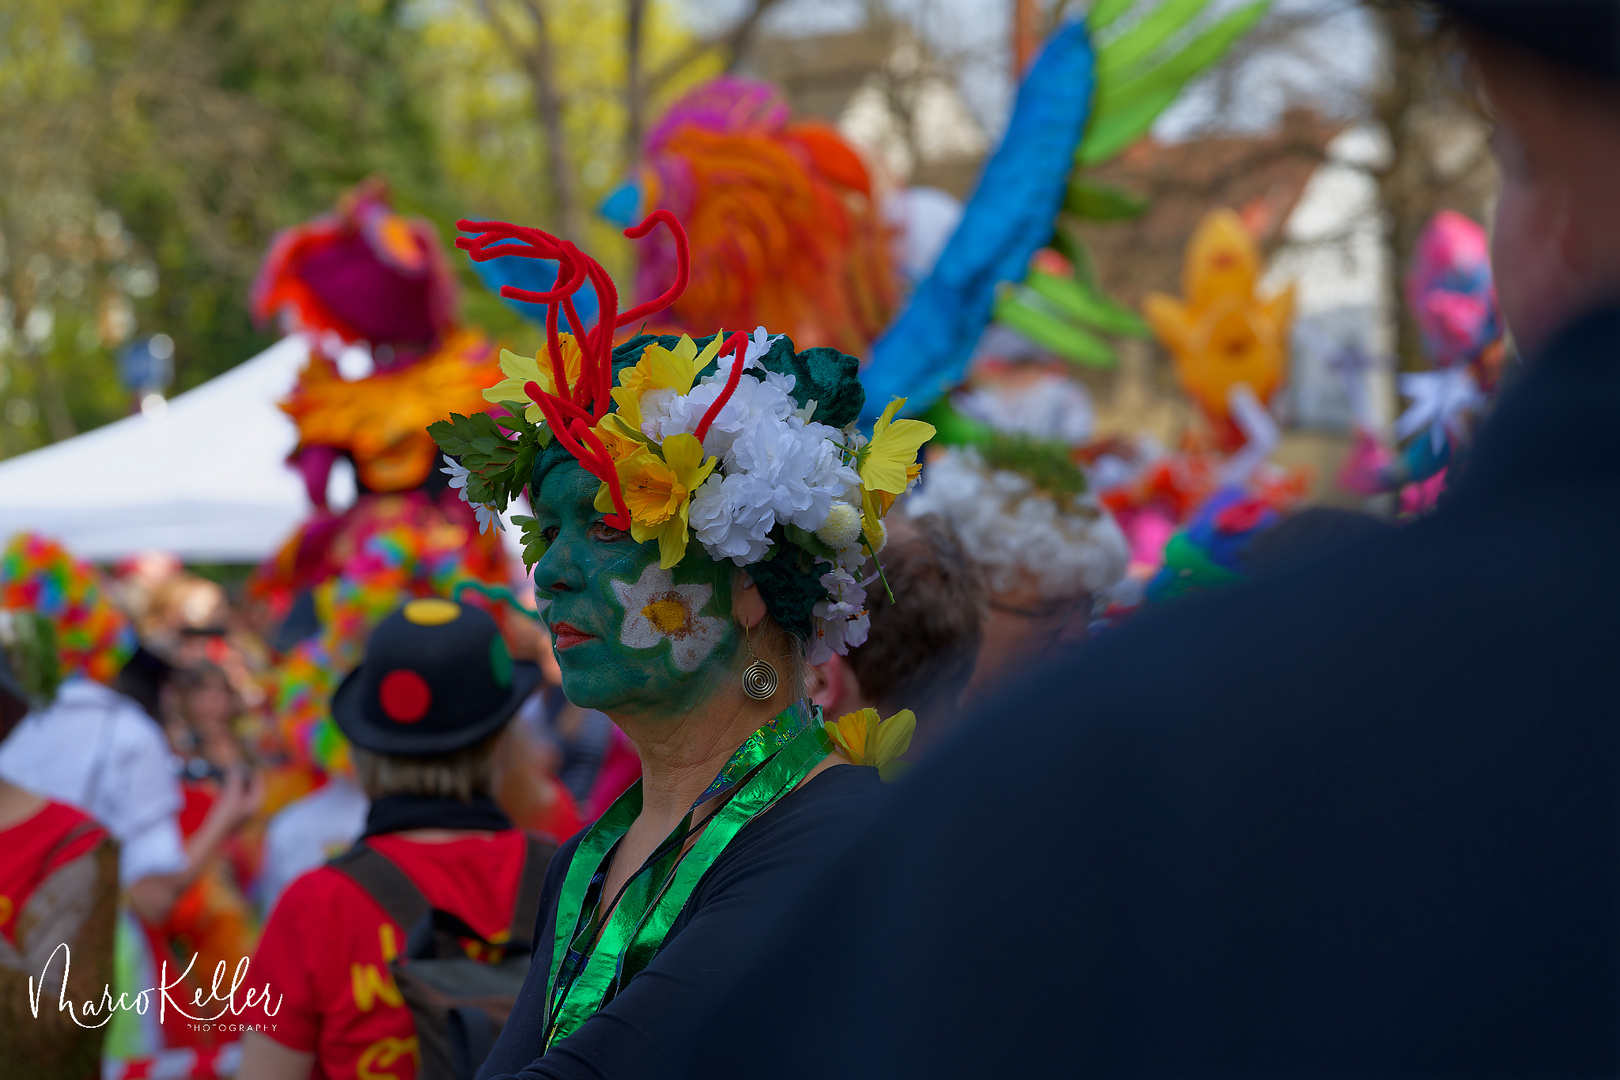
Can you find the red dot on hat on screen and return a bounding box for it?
[378,669,432,723]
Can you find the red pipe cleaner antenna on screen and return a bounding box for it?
[693,331,752,444]
[457,213,691,531]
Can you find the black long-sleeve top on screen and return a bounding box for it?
[477,763,880,1079]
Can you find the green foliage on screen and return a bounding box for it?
[783,524,838,565]
[994,287,1118,368]
[1084,0,1271,167]
[1094,0,1209,76]
[0,0,462,459]
[1079,82,1184,165]
[428,411,540,510]
[1065,177,1150,221]
[980,432,1089,501]
[510,515,551,569]
[918,397,993,447]
[1087,0,1138,33]
[1025,270,1150,337]
[0,611,61,708]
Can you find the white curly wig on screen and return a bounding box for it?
[905,445,1129,599]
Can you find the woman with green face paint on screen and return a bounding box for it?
[430,216,932,1078]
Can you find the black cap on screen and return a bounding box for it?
[1435,0,1620,84]
[331,598,542,756]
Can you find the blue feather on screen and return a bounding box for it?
[859,21,1096,425]
[470,242,602,332]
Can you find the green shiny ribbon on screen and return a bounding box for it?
[542,706,831,1049]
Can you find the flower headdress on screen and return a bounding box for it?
[429,212,935,662]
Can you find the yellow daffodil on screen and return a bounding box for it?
[824,707,916,780]
[855,397,933,543]
[858,398,936,494]
[618,333,724,398]
[483,335,585,422]
[594,433,717,569]
[593,413,648,465]
[609,384,645,433]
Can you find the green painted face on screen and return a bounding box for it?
[530,461,742,714]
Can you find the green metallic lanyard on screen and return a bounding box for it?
[541,705,831,1049]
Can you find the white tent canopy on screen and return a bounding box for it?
[0,337,314,562]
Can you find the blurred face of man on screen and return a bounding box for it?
[1471,34,1620,354]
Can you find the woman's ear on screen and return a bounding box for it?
[807,655,844,710]
[732,571,768,629]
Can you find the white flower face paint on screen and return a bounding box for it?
[610,562,728,673]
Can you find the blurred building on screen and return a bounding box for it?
[744,23,989,198]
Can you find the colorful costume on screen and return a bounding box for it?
[249,179,509,603]
[248,181,514,817]
[1339,210,1504,513]
[433,210,926,1058]
[607,77,896,358]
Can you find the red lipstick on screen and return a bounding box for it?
[551,621,596,650]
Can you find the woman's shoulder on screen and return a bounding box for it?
[715,763,884,868]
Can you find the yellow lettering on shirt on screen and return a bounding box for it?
[379,922,399,962]
[351,962,403,1012]
[0,895,13,930]
[357,1034,420,1080]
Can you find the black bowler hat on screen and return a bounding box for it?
[332,598,542,755]
[1434,0,1620,84]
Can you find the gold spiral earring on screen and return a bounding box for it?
[742,623,778,700]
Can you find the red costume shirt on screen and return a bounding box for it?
[245,829,529,1080]
[0,800,108,944]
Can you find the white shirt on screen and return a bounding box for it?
[0,677,186,885]
[257,776,369,917]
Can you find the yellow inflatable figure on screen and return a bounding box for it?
[1143,209,1295,450]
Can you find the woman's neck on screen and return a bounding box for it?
[609,688,794,828]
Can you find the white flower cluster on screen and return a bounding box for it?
[906,445,1129,599]
[636,327,873,661]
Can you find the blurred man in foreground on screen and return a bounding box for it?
[686,5,1620,1076]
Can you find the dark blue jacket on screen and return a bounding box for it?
[689,304,1620,1078]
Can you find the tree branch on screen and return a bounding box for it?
[643,0,785,95]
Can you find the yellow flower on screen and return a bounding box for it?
[483,335,585,423]
[593,413,647,465]
[823,707,916,780]
[855,398,932,544]
[619,333,725,398]
[593,433,717,569]
[859,398,936,495]
[609,384,644,433]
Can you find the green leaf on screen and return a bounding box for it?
[993,291,1118,368]
[1065,177,1149,221]
[428,411,515,468]
[1050,222,1101,290]
[510,515,550,570]
[919,397,993,447]
[1083,0,1270,165]
[784,524,839,564]
[1087,0,1138,33]
[1079,82,1181,165]
[1096,0,1270,117]
[1025,270,1151,337]
[1095,0,1209,78]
